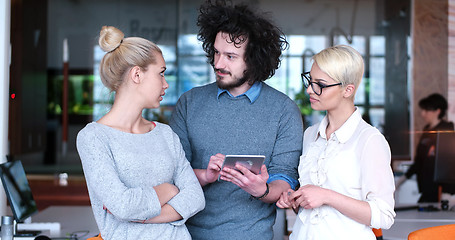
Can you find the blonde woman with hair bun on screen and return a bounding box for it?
[277,45,395,240]
[76,26,205,240]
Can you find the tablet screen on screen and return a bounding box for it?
[221,155,265,175]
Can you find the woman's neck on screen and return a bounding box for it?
[98,92,153,134]
[326,104,356,138]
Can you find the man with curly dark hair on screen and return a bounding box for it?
[169,1,303,239]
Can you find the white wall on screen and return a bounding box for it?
[0,0,11,216]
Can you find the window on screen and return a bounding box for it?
[92,34,387,132]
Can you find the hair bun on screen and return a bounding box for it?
[99,26,125,53]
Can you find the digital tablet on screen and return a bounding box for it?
[218,155,266,181]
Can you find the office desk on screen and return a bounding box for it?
[382,209,455,240]
[31,206,99,240]
[286,208,455,240]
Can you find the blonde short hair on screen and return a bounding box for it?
[98,26,162,92]
[312,45,364,92]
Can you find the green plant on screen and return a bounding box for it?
[294,87,313,116]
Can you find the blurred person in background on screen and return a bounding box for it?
[396,93,455,203]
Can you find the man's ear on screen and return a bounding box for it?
[344,84,356,98]
[129,66,142,84]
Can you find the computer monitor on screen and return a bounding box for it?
[434,131,455,184]
[0,160,38,223]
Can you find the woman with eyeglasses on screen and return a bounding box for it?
[277,45,395,240]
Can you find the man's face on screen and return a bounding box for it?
[213,32,248,91]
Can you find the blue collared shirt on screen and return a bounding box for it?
[217,81,262,103]
[216,81,299,190]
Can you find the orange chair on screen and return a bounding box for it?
[373,228,383,240]
[408,224,455,240]
[87,234,103,240]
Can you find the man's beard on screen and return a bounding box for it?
[215,68,248,90]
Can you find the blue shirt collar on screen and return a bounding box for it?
[217,82,262,103]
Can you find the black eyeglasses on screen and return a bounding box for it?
[301,72,342,96]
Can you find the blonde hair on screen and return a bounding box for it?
[312,45,364,92]
[98,26,162,91]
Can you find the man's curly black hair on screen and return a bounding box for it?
[197,0,289,84]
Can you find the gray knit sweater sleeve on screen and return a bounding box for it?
[166,127,206,226]
[77,123,162,221]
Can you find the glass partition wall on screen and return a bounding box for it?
[9,0,410,173]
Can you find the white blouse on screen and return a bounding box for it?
[290,109,396,240]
